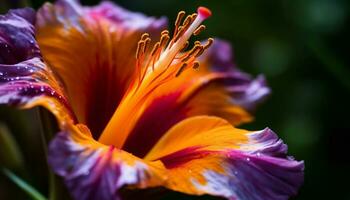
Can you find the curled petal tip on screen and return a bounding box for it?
[198,6,212,19]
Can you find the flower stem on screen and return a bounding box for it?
[2,167,47,200]
[36,108,71,200]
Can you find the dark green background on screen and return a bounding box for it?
[1,0,349,199]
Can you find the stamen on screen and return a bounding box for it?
[175,63,188,77]
[143,38,151,53]
[204,38,214,49]
[161,30,170,35]
[195,47,205,57]
[136,7,213,83]
[141,33,150,40]
[173,26,185,42]
[194,41,202,46]
[183,15,192,27]
[151,42,160,56]
[136,41,145,59]
[192,61,200,70]
[181,45,202,62]
[160,34,170,48]
[180,41,189,52]
[194,25,206,35]
[175,11,186,27]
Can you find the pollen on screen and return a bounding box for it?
[134,6,213,86]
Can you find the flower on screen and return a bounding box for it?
[0,1,304,200]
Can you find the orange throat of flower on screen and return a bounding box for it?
[99,7,214,149]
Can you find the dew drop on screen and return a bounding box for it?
[246,157,250,162]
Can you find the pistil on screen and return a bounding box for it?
[99,7,213,148]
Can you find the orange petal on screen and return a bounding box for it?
[49,116,303,200]
[105,39,269,156]
[144,116,304,199]
[36,0,167,138]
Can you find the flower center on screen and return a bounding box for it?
[134,7,213,88]
[99,7,213,148]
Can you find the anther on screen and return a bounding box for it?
[136,41,145,59]
[181,45,202,62]
[203,38,214,49]
[175,11,186,27]
[192,61,200,70]
[143,38,151,53]
[195,46,205,57]
[151,42,160,56]
[141,33,150,41]
[194,41,202,46]
[191,13,198,21]
[180,41,189,52]
[175,63,188,77]
[160,34,170,48]
[194,25,206,36]
[183,15,192,26]
[161,30,169,35]
[174,26,186,42]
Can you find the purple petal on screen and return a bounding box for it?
[201,39,271,111]
[49,129,164,200]
[0,8,76,123]
[87,1,168,33]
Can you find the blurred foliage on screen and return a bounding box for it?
[0,0,349,199]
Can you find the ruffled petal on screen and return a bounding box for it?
[120,39,270,157]
[48,124,166,200]
[49,116,303,200]
[145,116,304,200]
[36,0,167,137]
[0,8,76,125]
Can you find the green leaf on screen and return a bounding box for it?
[0,124,24,169]
[2,168,47,200]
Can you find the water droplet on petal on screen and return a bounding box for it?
[246,157,250,162]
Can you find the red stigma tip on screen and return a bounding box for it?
[197,6,212,19]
